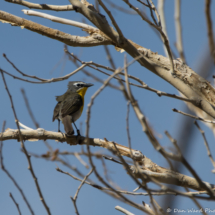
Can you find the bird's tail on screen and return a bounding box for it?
[62,115,74,135]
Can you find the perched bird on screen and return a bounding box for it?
[52,81,93,136]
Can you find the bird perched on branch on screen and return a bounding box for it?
[52,81,93,136]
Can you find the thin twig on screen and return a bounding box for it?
[124,57,215,195]
[73,168,93,200]
[118,59,159,213]
[98,0,125,45]
[9,193,22,215]
[57,166,157,210]
[71,169,93,215]
[111,141,157,215]
[205,0,215,64]
[0,71,51,215]
[74,152,89,169]
[3,54,46,81]
[165,130,214,196]
[0,121,34,215]
[22,10,98,32]
[5,0,74,11]
[21,89,40,128]
[104,45,116,69]
[84,60,154,213]
[105,0,137,15]
[65,46,119,90]
[174,0,186,63]
[148,0,174,73]
[194,121,215,173]
[115,206,135,215]
[147,0,159,26]
[184,187,207,215]
[173,108,215,124]
[137,0,150,7]
[56,166,215,200]
[124,60,178,166]
[126,101,132,150]
[2,54,88,84]
[2,127,215,193]
[123,0,174,73]
[65,49,194,103]
[30,151,93,181]
[157,0,168,57]
[20,91,52,151]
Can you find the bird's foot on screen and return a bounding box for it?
[65,130,74,137]
[77,129,81,136]
[76,135,83,144]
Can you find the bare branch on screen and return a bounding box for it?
[173,108,215,124]
[1,7,215,118]
[174,0,186,63]
[1,57,87,84]
[0,128,143,160]
[3,54,46,81]
[123,62,215,195]
[98,0,125,44]
[0,71,51,215]
[56,165,215,200]
[157,0,168,57]
[2,127,214,192]
[0,122,34,215]
[2,0,215,212]
[164,131,215,196]
[115,206,135,215]
[205,0,215,64]
[74,152,89,169]
[65,50,196,103]
[74,168,93,201]
[5,0,74,11]
[0,11,111,47]
[71,169,93,215]
[148,0,174,72]
[104,45,116,69]
[105,0,137,15]
[21,89,40,128]
[194,121,215,172]
[123,0,174,73]
[22,9,98,31]
[9,193,22,215]
[184,187,207,215]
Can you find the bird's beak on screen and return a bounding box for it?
[84,83,94,87]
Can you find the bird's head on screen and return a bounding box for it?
[67,81,93,95]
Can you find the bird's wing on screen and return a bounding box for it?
[53,94,66,121]
[60,94,83,118]
[52,102,61,122]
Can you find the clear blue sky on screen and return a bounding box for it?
[1,0,215,214]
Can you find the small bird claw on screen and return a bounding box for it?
[65,130,74,137]
[76,135,82,144]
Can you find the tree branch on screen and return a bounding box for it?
[0,10,111,47]
[1,128,215,192]
[5,0,74,11]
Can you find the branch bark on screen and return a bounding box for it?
[5,0,74,11]
[0,11,111,47]
[1,7,215,118]
[1,128,214,192]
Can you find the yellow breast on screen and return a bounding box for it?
[77,87,88,113]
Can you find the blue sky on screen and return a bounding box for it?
[1,0,215,214]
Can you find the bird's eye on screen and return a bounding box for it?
[77,84,80,87]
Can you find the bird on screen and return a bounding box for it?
[52,81,93,136]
